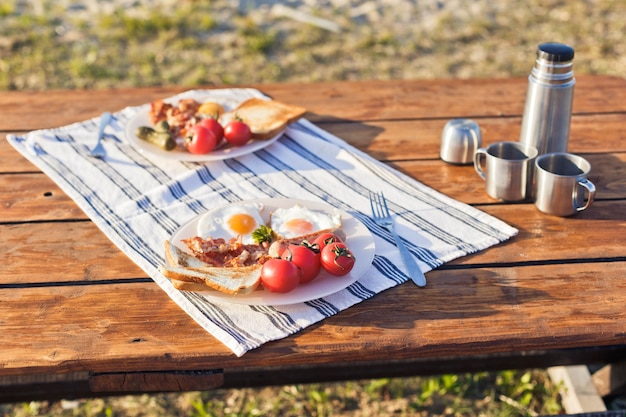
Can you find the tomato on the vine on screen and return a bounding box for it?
[185,125,217,154]
[199,117,224,143]
[281,242,321,284]
[260,258,301,293]
[224,119,251,147]
[321,242,355,276]
[313,232,343,251]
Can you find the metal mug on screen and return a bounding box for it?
[440,119,482,165]
[474,141,538,201]
[534,152,595,216]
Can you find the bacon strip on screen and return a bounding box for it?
[148,98,202,139]
[182,236,271,267]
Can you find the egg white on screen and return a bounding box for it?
[197,202,265,244]
[270,204,341,238]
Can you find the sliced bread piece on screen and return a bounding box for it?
[162,240,262,294]
[169,278,263,292]
[222,98,307,140]
[159,263,262,295]
[170,278,216,292]
[164,239,213,269]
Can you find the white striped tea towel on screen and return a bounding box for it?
[7,88,518,356]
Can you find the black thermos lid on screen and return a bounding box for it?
[537,42,575,62]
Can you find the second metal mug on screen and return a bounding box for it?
[534,152,596,216]
[474,142,538,201]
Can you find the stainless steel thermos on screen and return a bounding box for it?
[519,42,575,155]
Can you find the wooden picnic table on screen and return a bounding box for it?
[1,76,625,402]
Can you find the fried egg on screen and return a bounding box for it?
[270,204,342,238]
[197,202,265,244]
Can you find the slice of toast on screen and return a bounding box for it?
[169,278,263,292]
[170,278,223,292]
[162,240,262,294]
[170,278,217,292]
[222,98,307,140]
[164,239,213,269]
[159,264,262,295]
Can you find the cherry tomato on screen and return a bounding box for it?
[199,117,224,143]
[185,125,217,154]
[224,119,251,147]
[321,242,355,276]
[260,258,301,293]
[281,243,321,284]
[313,232,343,251]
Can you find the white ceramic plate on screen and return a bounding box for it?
[124,103,282,162]
[169,198,375,306]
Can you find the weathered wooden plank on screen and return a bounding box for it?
[5,348,626,403]
[394,152,626,203]
[0,134,39,173]
[1,262,625,377]
[1,148,624,223]
[478,201,626,262]
[592,360,626,397]
[1,222,145,283]
[3,111,625,175]
[0,86,185,131]
[88,370,224,393]
[0,76,624,132]
[1,200,624,284]
[547,366,607,414]
[0,173,88,221]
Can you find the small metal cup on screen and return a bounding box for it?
[474,141,538,201]
[534,152,595,216]
[440,119,482,165]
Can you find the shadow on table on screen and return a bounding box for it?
[307,113,385,157]
[576,153,626,221]
[334,269,550,330]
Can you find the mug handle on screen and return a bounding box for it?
[473,148,487,180]
[575,178,596,212]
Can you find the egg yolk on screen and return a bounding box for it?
[285,218,314,235]
[227,213,257,235]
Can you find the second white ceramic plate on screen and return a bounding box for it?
[170,198,375,306]
[125,101,282,162]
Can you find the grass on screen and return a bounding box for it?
[3,0,623,415]
[1,0,624,90]
[1,371,563,417]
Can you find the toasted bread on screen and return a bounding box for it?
[169,278,263,292]
[170,278,217,292]
[160,263,262,295]
[222,98,307,140]
[162,240,262,295]
[164,239,214,269]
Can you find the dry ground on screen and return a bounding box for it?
[1,0,624,90]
